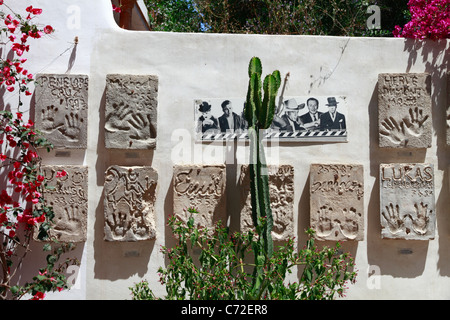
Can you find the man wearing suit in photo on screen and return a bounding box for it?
[320,97,346,131]
[218,100,243,133]
[299,97,322,131]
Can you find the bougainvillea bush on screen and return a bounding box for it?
[0,2,78,300]
[393,0,449,40]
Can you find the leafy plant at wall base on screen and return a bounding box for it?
[0,2,78,300]
[129,211,357,300]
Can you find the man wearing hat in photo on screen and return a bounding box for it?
[320,97,346,131]
[272,98,306,132]
[196,101,219,133]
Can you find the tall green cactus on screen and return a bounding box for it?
[244,57,281,298]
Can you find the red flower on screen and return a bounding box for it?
[32,8,42,15]
[112,4,122,13]
[31,291,45,300]
[43,25,53,34]
[56,170,67,178]
[26,6,42,15]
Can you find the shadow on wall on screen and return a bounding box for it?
[367,37,450,277]
[404,38,450,278]
[93,87,156,281]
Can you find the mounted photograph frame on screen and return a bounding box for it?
[194,96,348,142]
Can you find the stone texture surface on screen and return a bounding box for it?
[34,74,89,149]
[378,73,432,148]
[38,165,88,242]
[310,164,364,241]
[380,163,435,240]
[105,74,158,149]
[239,165,294,241]
[173,165,226,231]
[104,166,158,241]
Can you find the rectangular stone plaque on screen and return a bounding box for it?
[34,74,89,149]
[239,165,294,241]
[378,73,432,148]
[39,165,88,242]
[104,166,158,241]
[173,165,226,231]
[310,164,364,241]
[105,74,158,149]
[380,163,435,240]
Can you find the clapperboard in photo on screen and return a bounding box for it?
[194,96,348,143]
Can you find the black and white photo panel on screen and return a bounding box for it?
[194,96,348,142]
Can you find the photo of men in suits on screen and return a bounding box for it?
[319,97,346,131]
[195,96,347,141]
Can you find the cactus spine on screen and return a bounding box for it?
[244,57,281,298]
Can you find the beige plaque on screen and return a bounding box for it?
[104,166,157,241]
[310,164,364,241]
[173,165,227,231]
[380,163,435,240]
[378,73,432,148]
[39,165,88,242]
[239,165,294,241]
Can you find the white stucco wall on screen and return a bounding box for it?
[3,0,449,300]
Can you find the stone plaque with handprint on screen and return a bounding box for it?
[35,74,89,149]
[239,165,294,241]
[105,74,158,149]
[378,73,431,148]
[310,164,364,241]
[104,165,158,241]
[380,163,435,240]
[37,165,88,242]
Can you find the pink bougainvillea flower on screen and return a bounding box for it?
[26,6,42,15]
[112,4,122,13]
[28,30,43,39]
[56,170,68,178]
[31,291,45,300]
[43,25,53,34]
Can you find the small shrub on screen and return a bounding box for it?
[130,209,357,300]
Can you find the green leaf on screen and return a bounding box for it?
[10,286,20,295]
